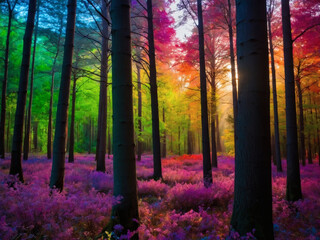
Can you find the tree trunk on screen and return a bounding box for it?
[227,0,238,150]
[147,0,162,180]
[33,121,38,151]
[211,81,218,168]
[216,114,222,152]
[6,111,10,153]
[0,7,14,159]
[178,126,181,155]
[10,0,37,182]
[96,0,109,171]
[281,0,302,201]
[161,107,166,158]
[49,0,77,191]
[231,1,274,239]
[137,63,142,161]
[68,74,76,163]
[296,79,306,166]
[108,0,139,236]
[197,0,212,187]
[23,0,40,161]
[47,15,63,160]
[268,12,282,172]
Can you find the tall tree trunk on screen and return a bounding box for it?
[268,12,282,172]
[96,0,109,172]
[108,0,139,235]
[307,94,313,164]
[216,113,222,152]
[47,16,64,159]
[147,0,162,180]
[161,107,166,158]
[23,0,40,160]
[314,100,320,165]
[6,111,10,153]
[33,121,38,151]
[10,0,37,182]
[197,0,212,187]
[0,5,15,159]
[137,63,142,161]
[231,1,274,239]
[296,79,306,166]
[211,78,218,168]
[68,74,76,163]
[281,0,302,201]
[49,0,77,191]
[227,0,238,150]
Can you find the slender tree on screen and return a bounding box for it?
[231,0,274,239]
[161,107,167,158]
[96,0,109,172]
[49,0,77,191]
[0,0,18,159]
[267,0,282,172]
[23,0,40,160]
[197,0,212,187]
[281,0,302,201]
[137,62,143,161]
[68,73,77,163]
[108,0,139,236]
[147,0,162,180]
[10,0,37,181]
[227,0,238,145]
[47,15,64,159]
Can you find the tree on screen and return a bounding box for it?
[108,0,139,236]
[147,0,162,180]
[23,0,41,160]
[281,0,302,201]
[197,0,212,187]
[68,71,77,163]
[136,61,143,161]
[49,0,77,191]
[10,0,37,182]
[267,0,282,172]
[96,0,109,172]
[0,0,18,159]
[231,0,274,239]
[47,6,64,159]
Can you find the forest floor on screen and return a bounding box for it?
[0,154,319,239]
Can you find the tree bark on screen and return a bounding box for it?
[23,0,40,161]
[96,0,109,171]
[49,0,77,191]
[10,0,37,182]
[281,0,302,201]
[137,63,143,161]
[210,77,218,168]
[231,1,274,239]
[296,78,306,166]
[0,4,15,159]
[147,0,162,180]
[161,107,166,158]
[47,15,64,159]
[68,74,76,163]
[33,121,38,150]
[268,11,282,172]
[227,0,238,150]
[108,0,139,236]
[197,0,212,187]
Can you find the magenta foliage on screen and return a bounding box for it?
[0,154,320,239]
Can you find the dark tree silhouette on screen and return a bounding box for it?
[197,0,212,187]
[281,0,302,201]
[108,0,139,236]
[231,0,274,239]
[23,0,41,160]
[49,0,77,191]
[0,0,18,159]
[96,0,109,172]
[147,0,162,180]
[10,0,37,182]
